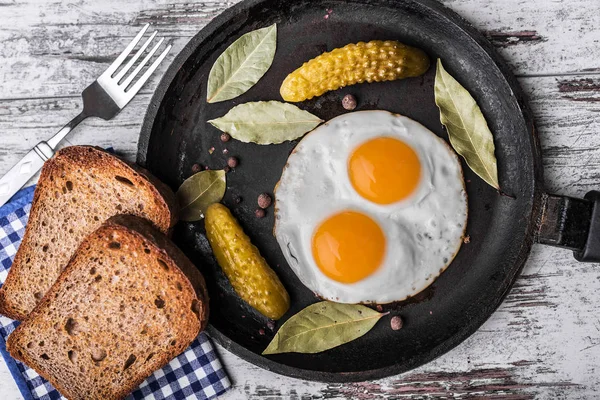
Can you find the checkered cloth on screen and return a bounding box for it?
[0,186,231,400]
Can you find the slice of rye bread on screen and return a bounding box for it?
[7,215,209,400]
[0,145,178,320]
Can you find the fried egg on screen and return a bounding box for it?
[274,110,467,304]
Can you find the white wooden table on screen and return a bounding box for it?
[1,0,600,398]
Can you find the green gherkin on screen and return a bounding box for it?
[205,203,290,320]
[280,40,430,102]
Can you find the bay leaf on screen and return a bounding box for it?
[262,301,386,355]
[434,59,500,189]
[207,24,277,103]
[176,170,226,222]
[208,101,323,144]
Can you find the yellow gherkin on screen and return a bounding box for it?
[280,40,430,102]
[205,203,290,320]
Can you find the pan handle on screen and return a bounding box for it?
[536,191,600,262]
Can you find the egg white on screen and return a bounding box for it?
[274,110,468,304]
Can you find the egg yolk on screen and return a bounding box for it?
[312,211,386,283]
[348,137,421,204]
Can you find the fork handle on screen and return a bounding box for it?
[0,143,54,207]
[47,112,87,149]
[0,113,87,207]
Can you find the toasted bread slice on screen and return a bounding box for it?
[7,215,209,400]
[0,146,178,320]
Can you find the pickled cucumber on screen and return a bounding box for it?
[205,203,290,320]
[280,40,430,102]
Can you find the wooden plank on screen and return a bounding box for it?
[0,95,145,162]
[2,73,600,398]
[0,0,232,100]
[521,75,600,196]
[445,0,600,76]
[0,0,599,100]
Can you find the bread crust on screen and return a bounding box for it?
[7,215,208,400]
[0,146,178,320]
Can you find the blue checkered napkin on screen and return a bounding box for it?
[0,186,231,400]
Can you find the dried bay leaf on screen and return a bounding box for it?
[177,170,226,222]
[208,101,323,144]
[207,24,277,103]
[434,59,500,189]
[263,301,386,355]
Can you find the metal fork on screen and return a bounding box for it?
[0,24,171,207]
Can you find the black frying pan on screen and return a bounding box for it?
[137,0,600,383]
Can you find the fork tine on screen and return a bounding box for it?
[102,23,149,78]
[114,30,158,83]
[124,44,172,101]
[121,37,165,89]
